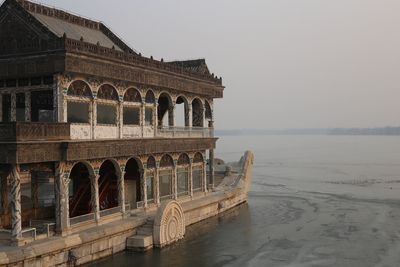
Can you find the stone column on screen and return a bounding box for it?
[91,101,97,139]
[10,92,16,122]
[63,98,68,123]
[208,149,215,190]
[168,105,175,127]
[203,160,208,193]
[24,92,31,122]
[188,104,193,128]
[141,100,146,137]
[154,162,160,205]
[10,165,22,241]
[118,167,126,214]
[118,101,123,139]
[173,161,178,200]
[142,170,148,208]
[189,160,193,198]
[90,172,100,222]
[55,162,70,236]
[154,102,158,137]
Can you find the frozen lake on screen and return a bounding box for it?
[91,135,400,267]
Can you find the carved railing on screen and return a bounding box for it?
[70,213,95,225]
[99,206,121,217]
[156,127,214,138]
[0,122,70,141]
[65,38,223,85]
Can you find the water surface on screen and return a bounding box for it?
[91,135,400,267]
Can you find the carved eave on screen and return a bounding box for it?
[64,45,224,98]
[0,138,217,164]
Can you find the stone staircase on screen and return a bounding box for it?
[126,218,154,251]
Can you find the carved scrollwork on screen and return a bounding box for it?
[153,200,185,247]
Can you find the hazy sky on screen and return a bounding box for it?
[34,0,400,129]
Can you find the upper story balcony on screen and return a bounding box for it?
[156,127,214,138]
[0,77,216,141]
[0,122,70,141]
[0,122,214,142]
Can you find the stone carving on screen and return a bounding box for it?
[97,84,119,101]
[123,88,142,102]
[10,165,21,239]
[153,200,185,247]
[67,80,92,98]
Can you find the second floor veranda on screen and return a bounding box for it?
[0,79,215,140]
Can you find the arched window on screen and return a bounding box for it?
[205,100,212,127]
[192,98,204,127]
[176,96,189,127]
[144,90,155,126]
[159,154,174,200]
[145,156,156,202]
[158,93,174,127]
[192,153,204,192]
[177,153,190,196]
[97,84,118,125]
[67,81,92,123]
[123,88,141,126]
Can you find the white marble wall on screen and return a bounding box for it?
[70,124,92,140]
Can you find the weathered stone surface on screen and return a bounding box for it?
[126,235,153,250]
[153,200,185,248]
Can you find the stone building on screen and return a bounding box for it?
[0,0,223,245]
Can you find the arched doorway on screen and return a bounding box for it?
[98,160,119,210]
[69,162,92,217]
[125,158,142,208]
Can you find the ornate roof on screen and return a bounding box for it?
[13,0,136,53]
[168,59,211,75]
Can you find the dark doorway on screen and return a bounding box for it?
[124,158,142,208]
[69,163,92,217]
[99,160,119,210]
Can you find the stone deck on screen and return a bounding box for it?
[0,151,254,267]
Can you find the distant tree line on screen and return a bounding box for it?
[216,127,400,136]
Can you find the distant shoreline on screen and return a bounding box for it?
[216,127,400,136]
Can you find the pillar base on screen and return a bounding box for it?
[11,237,26,247]
[56,227,71,237]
